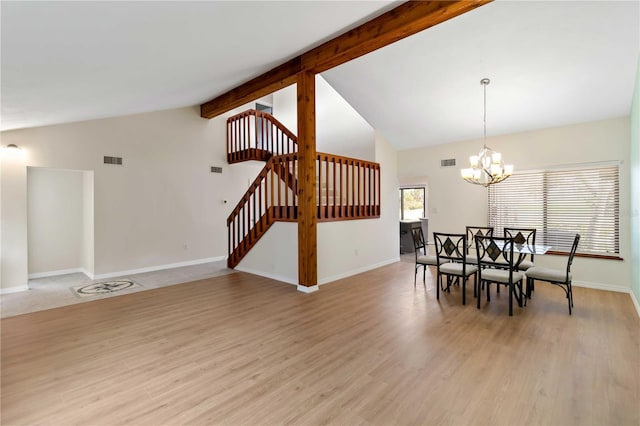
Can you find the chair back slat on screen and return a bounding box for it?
[433,232,467,263]
[475,235,516,270]
[504,228,537,262]
[411,227,427,258]
[465,226,494,254]
[567,233,581,274]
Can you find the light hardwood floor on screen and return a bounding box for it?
[2,261,639,425]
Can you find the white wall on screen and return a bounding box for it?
[27,168,84,275]
[630,55,640,308]
[398,117,631,291]
[317,131,400,284]
[1,104,264,288]
[272,75,375,160]
[0,148,28,291]
[82,171,95,275]
[237,222,298,284]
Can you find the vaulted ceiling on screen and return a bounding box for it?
[2,1,638,151]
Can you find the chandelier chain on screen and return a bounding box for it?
[483,80,487,143]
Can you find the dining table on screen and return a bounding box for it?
[494,240,551,269]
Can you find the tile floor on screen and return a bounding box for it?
[1,260,234,318]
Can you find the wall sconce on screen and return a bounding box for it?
[1,143,26,160]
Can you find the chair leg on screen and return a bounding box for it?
[514,281,524,308]
[510,283,513,317]
[569,280,574,307]
[462,277,467,305]
[437,274,440,300]
[473,272,478,298]
[477,279,482,309]
[423,267,426,286]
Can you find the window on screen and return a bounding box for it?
[488,165,619,256]
[399,187,426,220]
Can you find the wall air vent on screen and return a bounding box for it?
[104,156,123,165]
[441,158,456,167]
[211,166,223,173]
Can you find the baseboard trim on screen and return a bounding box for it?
[297,285,319,294]
[235,257,401,288]
[92,256,226,280]
[630,290,640,319]
[572,280,630,293]
[81,269,95,280]
[29,268,85,279]
[318,257,400,286]
[0,285,30,295]
[234,266,298,286]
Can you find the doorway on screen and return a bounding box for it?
[27,167,94,279]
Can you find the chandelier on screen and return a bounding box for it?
[460,78,513,186]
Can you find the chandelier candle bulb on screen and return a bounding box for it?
[504,164,514,176]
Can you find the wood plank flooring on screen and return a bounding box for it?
[2,261,639,425]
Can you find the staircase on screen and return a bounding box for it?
[226,109,381,268]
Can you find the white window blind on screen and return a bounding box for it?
[488,165,619,255]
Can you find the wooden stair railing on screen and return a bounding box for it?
[316,153,380,221]
[226,151,380,268]
[227,153,298,268]
[227,109,297,163]
[226,109,381,268]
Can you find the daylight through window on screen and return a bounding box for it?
[399,187,426,220]
[488,165,619,256]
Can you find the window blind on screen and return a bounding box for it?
[488,165,619,255]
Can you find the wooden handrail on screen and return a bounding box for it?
[227,153,299,268]
[227,109,297,163]
[226,151,380,267]
[225,112,381,267]
[316,152,381,221]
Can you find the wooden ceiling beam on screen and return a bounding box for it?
[200,0,492,119]
[301,0,492,74]
[200,58,301,120]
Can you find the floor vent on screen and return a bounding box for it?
[104,156,123,165]
[441,158,456,167]
[211,166,223,173]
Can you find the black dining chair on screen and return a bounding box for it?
[525,234,580,315]
[411,227,445,287]
[433,232,478,305]
[504,228,537,271]
[465,226,494,265]
[475,235,525,316]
